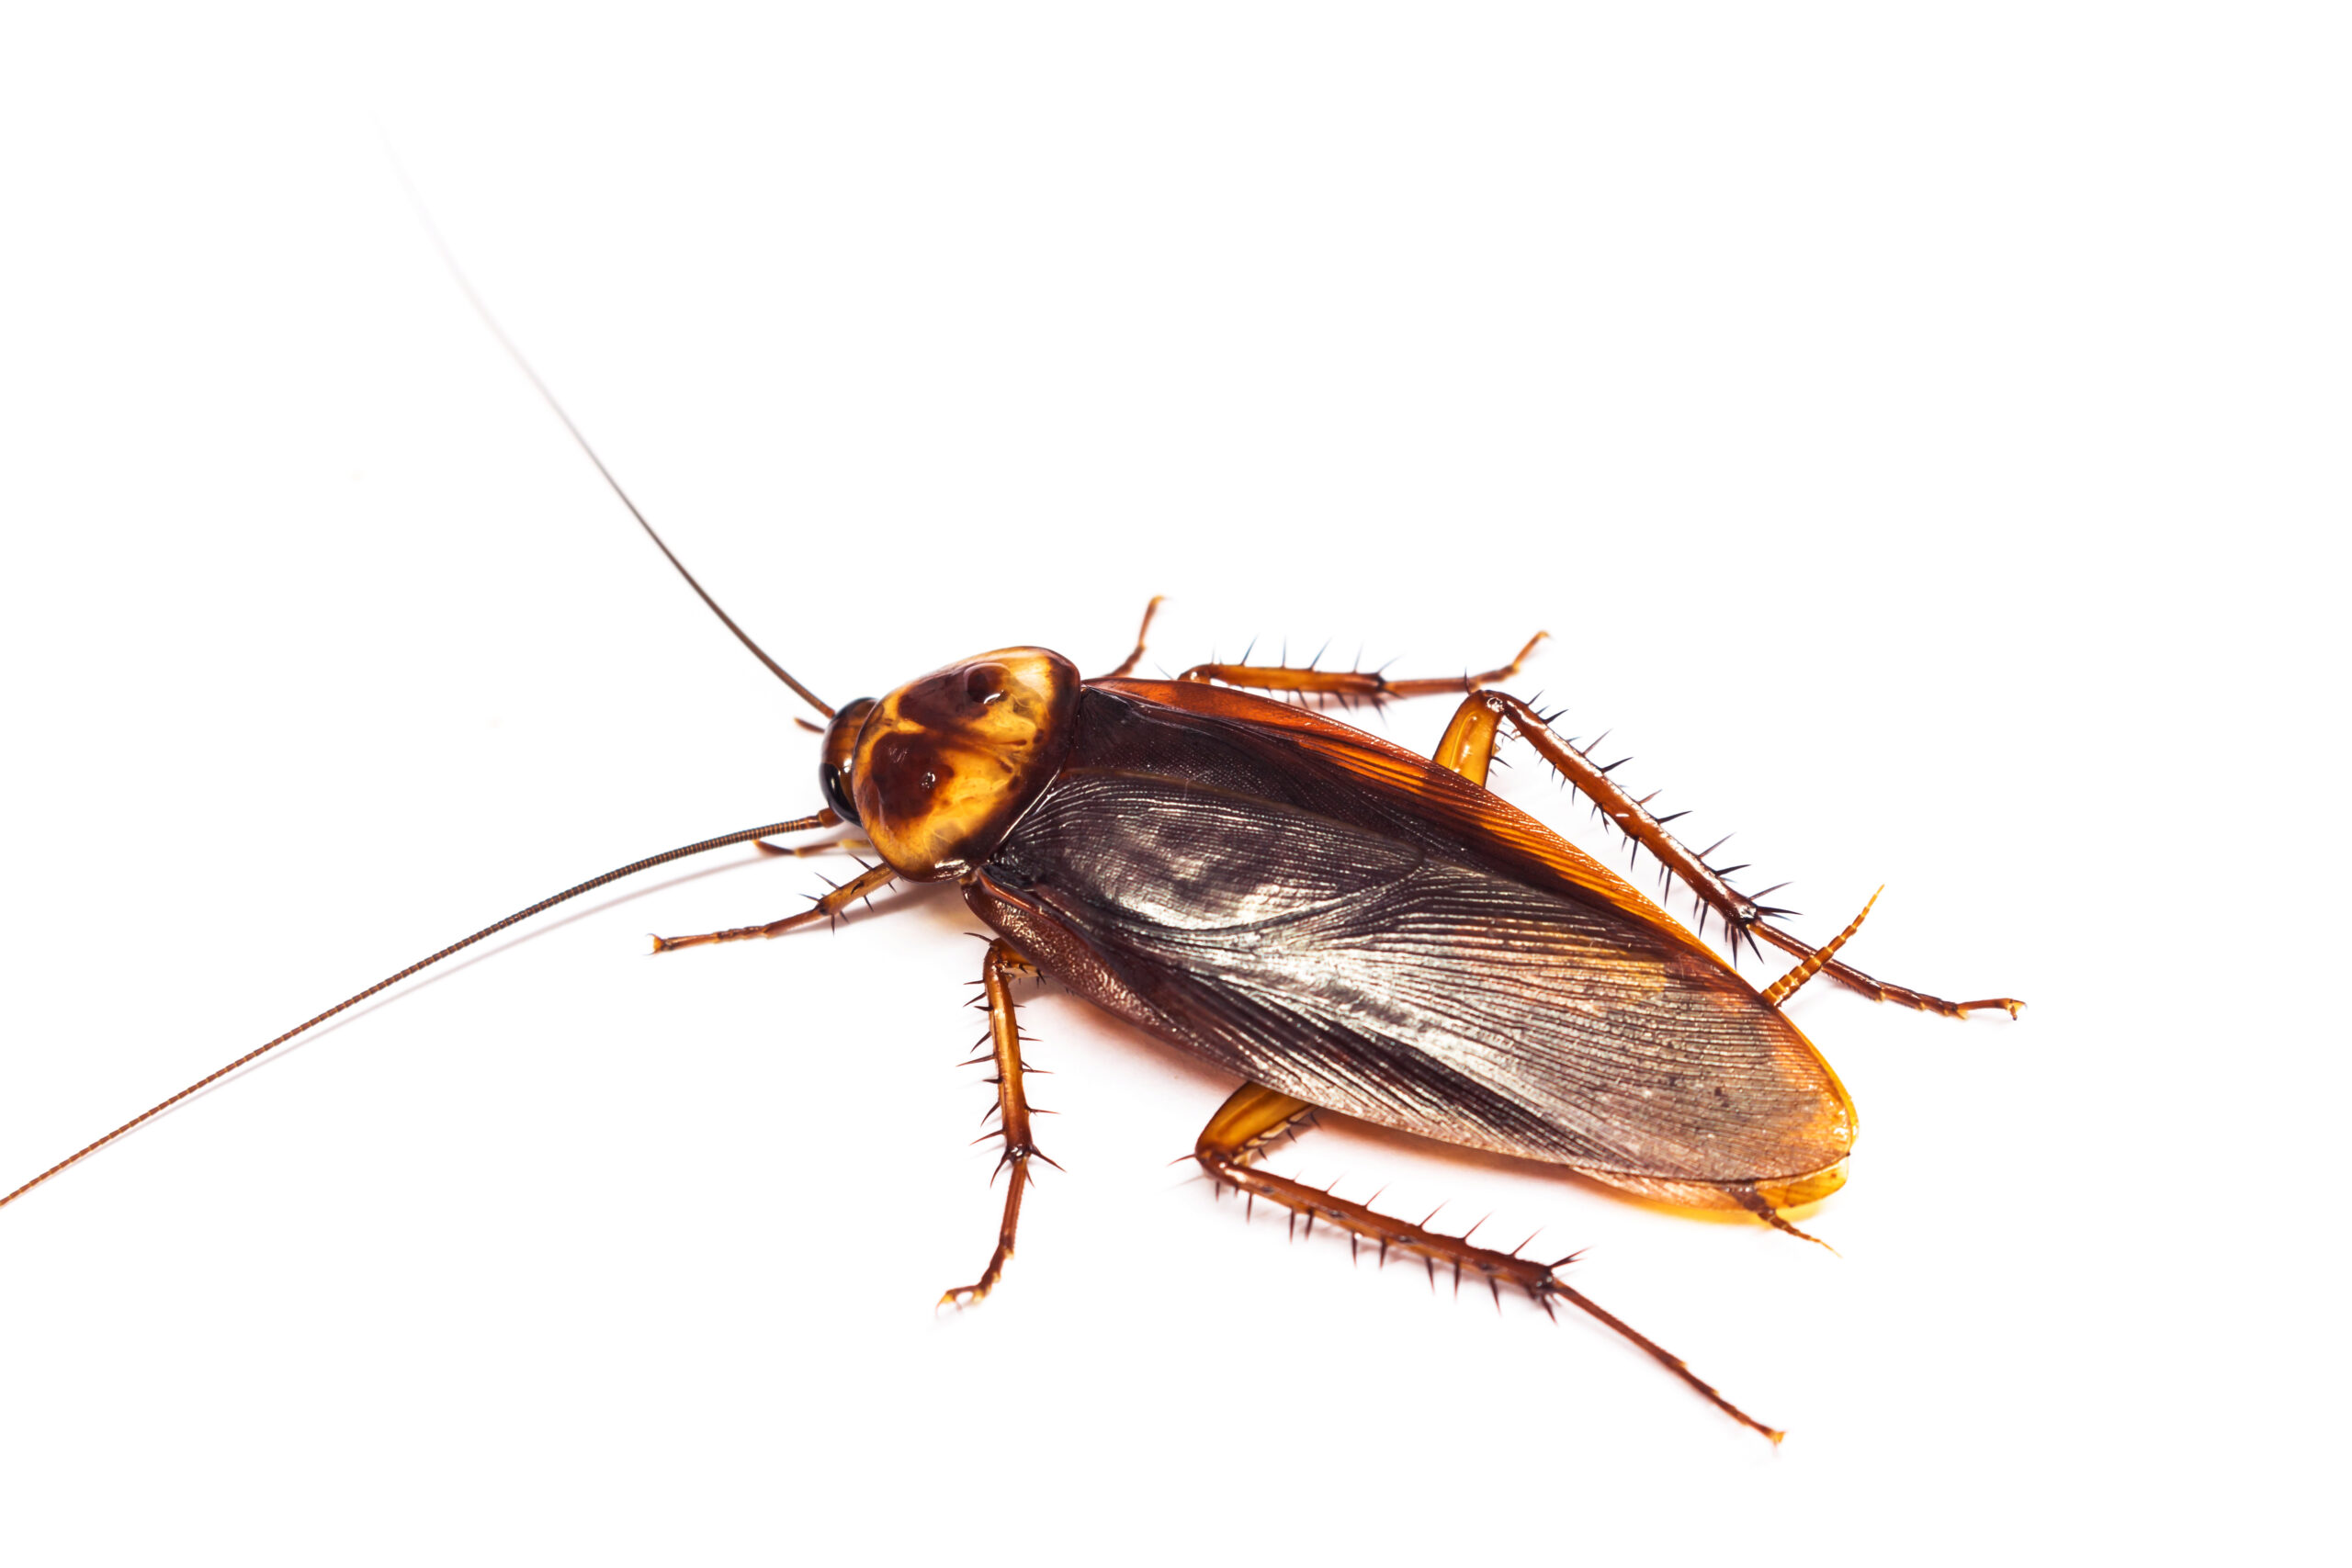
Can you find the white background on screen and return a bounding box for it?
[1,6,2341,1563]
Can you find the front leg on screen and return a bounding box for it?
[649,863,898,952]
[940,939,1052,1305]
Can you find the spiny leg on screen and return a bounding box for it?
[1177,631,1546,706]
[1193,1083,1782,1443]
[1440,690,2021,1020]
[649,862,897,952]
[941,940,1052,1305]
[1094,594,1167,680]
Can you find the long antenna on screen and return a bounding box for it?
[0,813,836,1212]
[394,162,835,720]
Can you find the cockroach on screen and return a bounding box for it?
[1,251,2019,1446]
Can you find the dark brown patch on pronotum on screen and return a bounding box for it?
[846,649,1080,880]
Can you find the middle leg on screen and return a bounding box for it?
[939,939,1052,1306]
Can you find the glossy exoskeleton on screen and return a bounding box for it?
[2,254,2020,1441]
[690,622,2015,1440]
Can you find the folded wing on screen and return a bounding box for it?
[979,769,1854,1191]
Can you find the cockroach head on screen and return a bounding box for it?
[826,649,1080,881]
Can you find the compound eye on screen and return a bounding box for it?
[816,697,876,827]
[820,760,860,825]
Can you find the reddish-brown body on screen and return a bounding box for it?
[6,264,2018,1439]
[956,674,1855,1215]
[788,631,2015,1438]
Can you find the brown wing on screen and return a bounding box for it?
[971,728,1857,1208]
[1091,678,1724,964]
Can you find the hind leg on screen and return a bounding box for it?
[1430,690,2021,1020]
[1192,1082,1782,1442]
